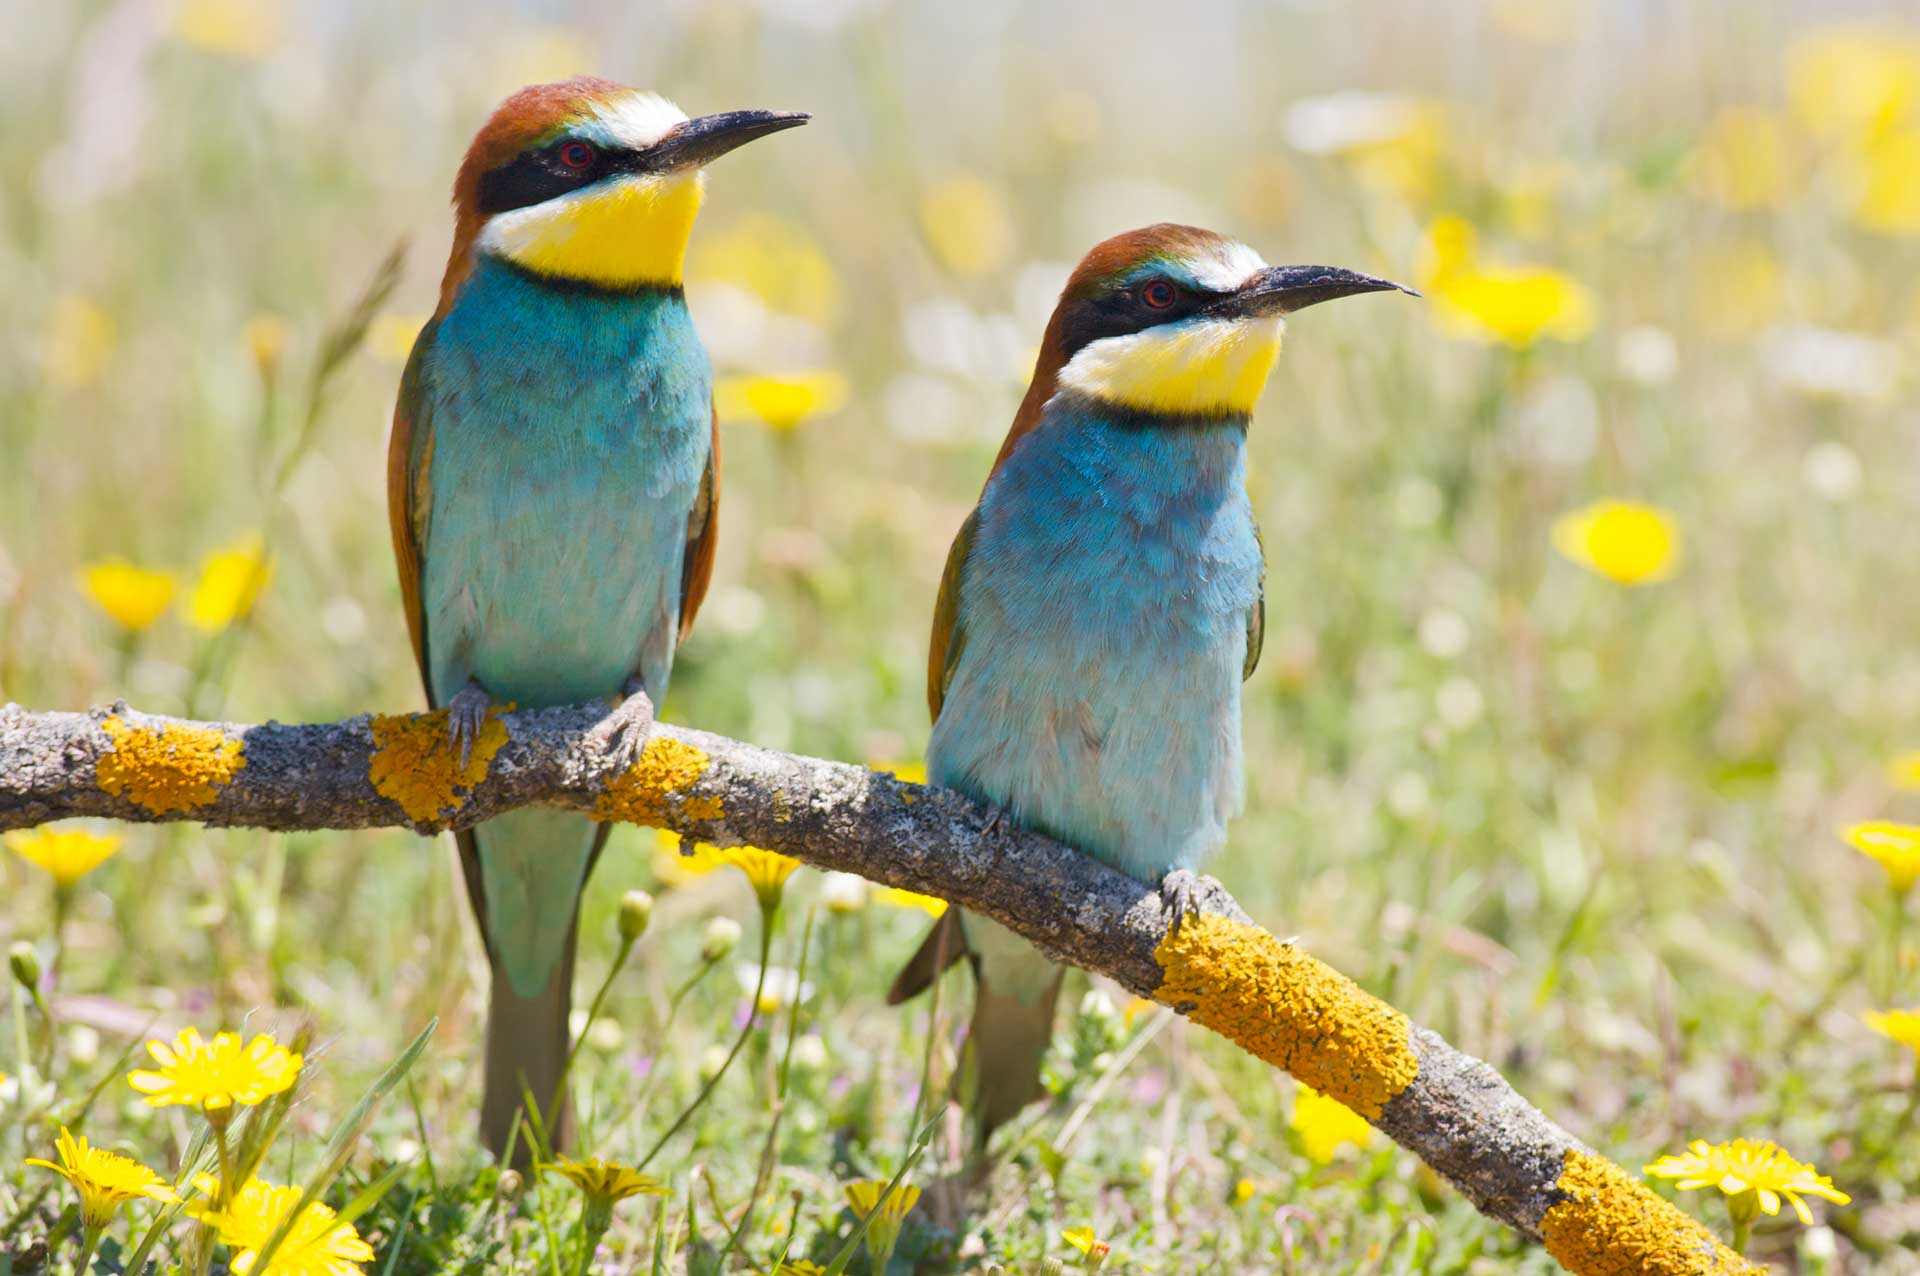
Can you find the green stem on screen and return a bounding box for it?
[626,959,720,1124]
[10,979,33,1088]
[633,912,773,1174]
[73,1221,103,1274]
[1729,1217,1750,1255]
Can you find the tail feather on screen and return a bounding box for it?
[480,926,575,1164]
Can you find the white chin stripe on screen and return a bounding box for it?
[1056,316,1285,416]
[592,92,689,150]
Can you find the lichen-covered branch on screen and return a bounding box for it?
[0,700,1758,1274]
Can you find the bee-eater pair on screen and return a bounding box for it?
[390,77,1410,1163]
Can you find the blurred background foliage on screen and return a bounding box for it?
[4,0,1920,1270]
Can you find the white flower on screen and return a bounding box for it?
[790,1034,829,1071]
[1417,609,1470,660]
[1283,91,1425,154]
[820,871,868,912]
[1801,441,1862,501]
[737,963,814,1014]
[1436,677,1485,730]
[1615,325,1678,385]
[1765,325,1898,401]
[701,916,743,962]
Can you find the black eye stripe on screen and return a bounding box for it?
[1057,278,1213,359]
[476,141,627,216]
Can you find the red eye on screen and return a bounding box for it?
[1142,280,1177,309]
[559,141,596,170]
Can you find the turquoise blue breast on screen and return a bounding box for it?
[419,258,711,708]
[928,397,1261,884]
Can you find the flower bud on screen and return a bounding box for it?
[496,1169,524,1201]
[701,916,742,962]
[618,890,653,945]
[8,941,40,991]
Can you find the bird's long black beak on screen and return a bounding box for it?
[1213,264,1419,318]
[646,109,810,171]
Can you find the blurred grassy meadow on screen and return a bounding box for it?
[5,0,1920,1271]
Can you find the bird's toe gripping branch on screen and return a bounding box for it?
[1150,910,1764,1275]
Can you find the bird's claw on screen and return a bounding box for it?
[444,681,492,772]
[1160,868,1204,936]
[587,685,656,773]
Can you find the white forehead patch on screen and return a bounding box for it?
[1182,239,1269,291]
[591,92,689,150]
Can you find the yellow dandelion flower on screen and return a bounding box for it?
[723,846,803,912]
[1291,1084,1375,1164]
[1287,94,1448,206]
[188,536,273,632]
[775,1262,828,1276]
[1645,1138,1849,1226]
[128,1028,302,1113]
[1855,127,1920,235]
[919,174,1016,276]
[367,312,427,366]
[1864,1008,1920,1056]
[1122,997,1157,1027]
[1844,821,1920,892]
[1231,1177,1259,1205]
[174,0,283,60]
[1785,25,1920,139]
[1694,107,1798,211]
[1433,263,1594,348]
[80,560,176,632]
[875,887,948,918]
[244,312,290,376]
[714,372,848,432]
[542,1157,670,1204]
[44,294,116,390]
[5,826,125,887]
[883,761,928,785]
[1061,1225,1112,1267]
[652,829,726,885]
[845,1180,919,1272]
[1551,501,1680,587]
[26,1128,176,1229]
[191,1176,374,1276]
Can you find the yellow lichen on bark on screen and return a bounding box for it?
[681,794,726,821]
[1542,1150,1766,1275]
[1153,911,1418,1118]
[594,736,711,824]
[368,707,510,823]
[96,716,246,815]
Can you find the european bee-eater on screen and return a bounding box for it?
[387,78,806,1160]
[890,224,1412,1154]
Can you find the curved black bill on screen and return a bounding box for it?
[646,109,810,171]
[1214,264,1419,318]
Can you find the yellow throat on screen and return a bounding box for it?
[1057,315,1285,416]
[481,170,706,288]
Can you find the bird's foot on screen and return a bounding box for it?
[586,680,656,773]
[979,802,1018,847]
[444,679,493,771]
[1160,868,1206,936]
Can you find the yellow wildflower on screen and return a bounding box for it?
[1645,1139,1849,1225]
[687,214,842,323]
[1694,107,1797,210]
[1855,128,1920,235]
[775,1263,828,1276]
[714,372,848,432]
[5,826,125,887]
[722,846,803,912]
[875,886,948,917]
[1864,1008,1920,1056]
[191,1175,374,1276]
[652,829,726,884]
[1551,500,1680,587]
[367,312,427,366]
[80,560,176,632]
[919,174,1016,276]
[1291,1084,1375,1164]
[244,312,290,375]
[1285,94,1448,206]
[1433,263,1593,348]
[1061,1225,1112,1267]
[43,295,116,389]
[128,1028,302,1113]
[1231,1177,1259,1205]
[174,0,283,60]
[845,1180,919,1274]
[1785,25,1920,139]
[188,536,273,631]
[1890,751,1920,790]
[542,1157,670,1203]
[26,1128,176,1229]
[1844,821,1920,891]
